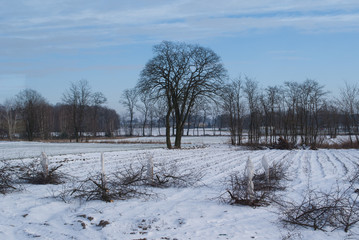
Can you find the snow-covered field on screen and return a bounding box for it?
[91,135,231,145]
[1,140,359,239]
[90,133,356,146]
[0,141,166,159]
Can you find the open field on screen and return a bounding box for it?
[1,139,359,239]
[0,141,167,160]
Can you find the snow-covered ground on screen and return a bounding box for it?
[91,135,231,145]
[1,140,359,239]
[0,141,166,159]
[90,133,357,146]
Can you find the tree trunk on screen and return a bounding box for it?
[129,112,133,136]
[174,123,183,148]
[165,109,172,149]
[142,115,147,136]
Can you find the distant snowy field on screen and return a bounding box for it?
[1,139,359,239]
[90,133,356,146]
[92,135,231,145]
[0,141,167,159]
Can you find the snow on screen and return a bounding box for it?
[91,135,231,145]
[1,140,359,239]
[0,141,165,159]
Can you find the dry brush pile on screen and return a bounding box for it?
[0,159,18,194]
[57,153,204,203]
[222,155,288,207]
[1,151,204,204]
[1,152,66,194]
[279,169,359,233]
[220,152,359,233]
[19,152,66,185]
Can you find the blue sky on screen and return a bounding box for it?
[1,0,359,113]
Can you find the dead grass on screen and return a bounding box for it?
[316,140,359,149]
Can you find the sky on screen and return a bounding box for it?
[1,0,359,114]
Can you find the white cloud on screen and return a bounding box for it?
[0,0,359,51]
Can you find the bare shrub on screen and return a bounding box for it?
[309,142,318,150]
[223,173,272,207]
[63,164,151,202]
[137,153,204,188]
[280,231,303,240]
[279,183,359,232]
[19,158,65,184]
[273,137,293,150]
[253,161,288,191]
[333,190,359,232]
[0,160,18,194]
[279,189,337,231]
[151,161,204,188]
[68,173,112,202]
[222,160,288,207]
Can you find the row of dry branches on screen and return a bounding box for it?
[1,153,67,194]
[221,155,289,207]
[59,154,204,203]
[1,152,204,204]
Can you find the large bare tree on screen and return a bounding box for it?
[138,41,227,148]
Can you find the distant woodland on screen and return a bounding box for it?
[1,42,358,149]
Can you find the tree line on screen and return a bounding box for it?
[123,41,359,148]
[121,75,359,148]
[0,80,120,142]
[221,77,359,148]
[1,41,358,148]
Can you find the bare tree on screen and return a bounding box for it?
[283,81,301,144]
[321,100,340,138]
[98,107,120,137]
[261,86,282,144]
[221,77,245,145]
[243,77,261,144]
[16,89,47,141]
[138,41,227,148]
[121,88,138,136]
[62,80,93,142]
[37,101,53,139]
[53,104,72,138]
[136,91,154,136]
[337,82,359,145]
[1,98,18,140]
[91,92,107,137]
